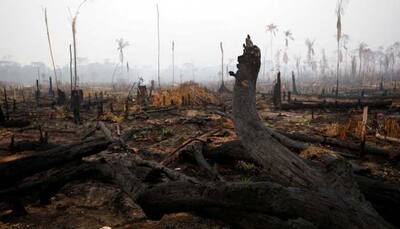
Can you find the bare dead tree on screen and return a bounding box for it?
[335,0,347,98]
[70,0,88,90]
[359,42,368,86]
[283,30,294,79]
[115,38,129,84]
[220,42,224,87]
[266,23,278,74]
[69,44,73,94]
[72,18,78,89]
[172,40,175,85]
[341,34,350,78]
[44,8,59,90]
[156,4,161,89]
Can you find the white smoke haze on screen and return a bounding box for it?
[0,0,399,84]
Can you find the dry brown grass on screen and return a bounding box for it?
[152,82,220,107]
[383,118,400,138]
[325,118,360,140]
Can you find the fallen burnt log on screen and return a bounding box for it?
[0,119,31,128]
[0,161,95,215]
[136,172,399,229]
[280,100,392,110]
[8,139,58,153]
[0,137,111,188]
[203,139,400,227]
[278,131,394,157]
[85,151,319,228]
[210,109,393,158]
[355,175,400,227]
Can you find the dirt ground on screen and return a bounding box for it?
[1,85,399,228]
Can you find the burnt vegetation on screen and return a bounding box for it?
[1,2,400,229]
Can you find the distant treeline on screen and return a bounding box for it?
[0,60,229,86]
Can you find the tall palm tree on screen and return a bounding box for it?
[283,30,294,48]
[358,42,368,86]
[70,0,88,89]
[341,34,350,78]
[116,38,129,81]
[44,8,58,90]
[156,4,161,89]
[335,0,347,97]
[116,38,129,66]
[266,23,278,73]
[305,39,315,71]
[172,40,175,85]
[283,30,294,77]
[220,42,224,87]
[390,42,400,86]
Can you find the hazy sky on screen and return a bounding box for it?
[0,0,399,69]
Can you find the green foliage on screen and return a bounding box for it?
[161,127,173,139]
[236,161,257,172]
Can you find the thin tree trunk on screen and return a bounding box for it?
[336,40,340,98]
[156,4,161,89]
[172,41,175,85]
[220,42,224,87]
[69,44,73,94]
[72,20,78,90]
[44,9,58,90]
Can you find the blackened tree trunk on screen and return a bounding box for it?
[35,80,40,106]
[3,88,9,120]
[272,72,282,108]
[97,92,104,117]
[71,90,81,124]
[48,77,54,97]
[292,71,298,95]
[227,35,392,228]
[0,105,4,122]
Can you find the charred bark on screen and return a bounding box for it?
[0,137,110,188]
[281,100,392,110]
[225,35,393,228]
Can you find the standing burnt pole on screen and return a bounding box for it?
[35,80,40,107]
[48,76,54,97]
[273,72,282,108]
[292,71,298,95]
[3,88,9,120]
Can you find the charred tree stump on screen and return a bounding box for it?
[272,72,282,108]
[109,102,114,113]
[48,77,54,97]
[162,95,166,106]
[12,98,16,112]
[181,95,185,106]
[225,35,392,228]
[3,87,9,120]
[0,105,4,122]
[97,92,104,117]
[56,89,66,105]
[124,98,129,118]
[21,90,25,103]
[87,93,92,111]
[292,71,298,95]
[35,79,40,106]
[71,90,81,124]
